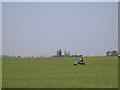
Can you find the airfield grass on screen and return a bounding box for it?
[2,56,118,88]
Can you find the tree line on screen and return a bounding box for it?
[54,49,119,57]
[106,50,118,56]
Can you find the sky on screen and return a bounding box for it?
[2,2,118,56]
[118,2,120,53]
[0,2,2,56]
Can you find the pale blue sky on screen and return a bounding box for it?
[2,2,118,56]
[0,2,2,56]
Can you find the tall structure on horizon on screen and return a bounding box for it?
[56,49,62,57]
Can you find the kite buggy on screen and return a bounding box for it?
[74,56,85,65]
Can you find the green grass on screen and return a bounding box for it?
[2,56,118,88]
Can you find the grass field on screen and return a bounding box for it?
[2,56,118,88]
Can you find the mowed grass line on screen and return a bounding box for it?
[2,56,118,88]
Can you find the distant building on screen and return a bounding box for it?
[56,49,62,57]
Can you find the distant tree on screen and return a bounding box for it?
[106,50,118,56]
[111,50,118,56]
[106,51,108,56]
[56,49,62,57]
[106,51,110,56]
[106,51,112,56]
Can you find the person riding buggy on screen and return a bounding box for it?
[74,56,85,65]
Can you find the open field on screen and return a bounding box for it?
[2,56,118,88]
